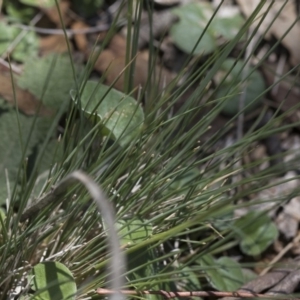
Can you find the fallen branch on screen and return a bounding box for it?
[96,288,300,299]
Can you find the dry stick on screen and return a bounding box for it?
[97,288,300,299]
[260,231,300,276]
[20,170,125,300]
[11,23,110,37]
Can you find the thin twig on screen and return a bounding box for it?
[96,288,300,299]
[11,23,110,37]
[260,231,300,276]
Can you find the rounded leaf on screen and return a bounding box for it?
[117,218,152,246]
[170,2,244,55]
[216,59,265,116]
[199,254,244,291]
[117,218,157,286]
[29,261,76,300]
[170,3,216,55]
[18,54,80,110]
[178,266,201,291]
[233,211,278,256]
[71,81,144,147]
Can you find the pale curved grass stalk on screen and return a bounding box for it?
[20,170,126,300]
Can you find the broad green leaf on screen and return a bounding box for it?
[170,2,244,55]
[6,1,36,22]
[71,81,144,147]
[166,167,199,192]
[0,96,13,110]
[0,208,6,231]
[117,218,152,246]
[199,254,244,291]
[233,211,278,256]
[212,210,234,231]
[215,59,265,116]
[0,209,6,221]
[117,218,157,298]
[29,261,76,300]
[178,266,201,293]
[242,268,257,283]
[0,21,38,62]
[35,139,63,174]
[20,0,55,8]
[30,139,63,198]
[0,112,52,204]
[18,54,80,110]
[17,296,30,300]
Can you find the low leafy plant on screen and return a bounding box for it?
[0,0,299,299]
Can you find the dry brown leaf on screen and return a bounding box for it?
[94,49,116,73]
[262,62,300,125]
[39,35,70,55]
[235,171,300,219]
[267,270,300,295]
[93,34,173,97]
[237,0,300,66]
[0,72,53,116]
[138,10,178,49]
[106,34,127,58]
[122,10,178,49]
[41,0,71,27]
[223,268,296,300]
[95,51,173,97]
[71,21,89,53]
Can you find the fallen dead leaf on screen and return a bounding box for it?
[0,71,53,116]
[93,34,174,97]
[262,61,300,126]
[237,0,300,66]
[235,171,300,218]
[277,196,300,239]
[223,267,300,300]
[106,34,127,58]
[39,35,70,55]
[41,0,71,27]
[96,53,173,97]
[122,10,178,49]
[71,20,89,53]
